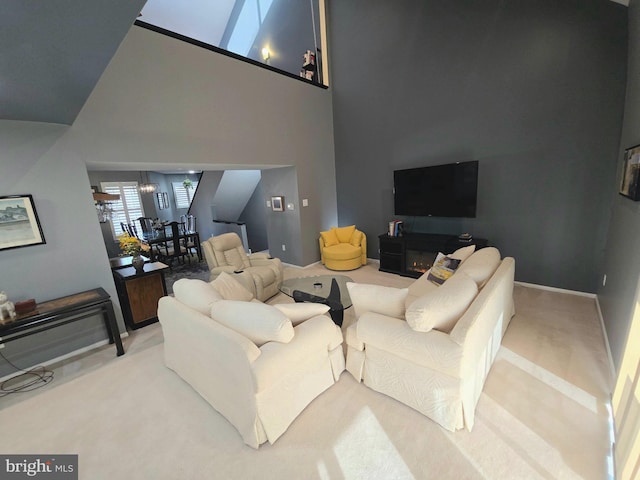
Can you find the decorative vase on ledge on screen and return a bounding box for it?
[131,254,145,273]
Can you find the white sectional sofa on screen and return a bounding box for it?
[157,273,345,448]
[345,246,515,432]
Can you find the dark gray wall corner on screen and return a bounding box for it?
[599,0,640,372]
[239,181,269,253]
[328,0,627,293]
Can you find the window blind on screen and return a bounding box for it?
[101,181,145,238]
[172,181,198,209]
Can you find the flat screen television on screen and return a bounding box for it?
[393,160,478,218]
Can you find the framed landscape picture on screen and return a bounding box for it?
[620,144,640,201]
[0,194,46,251]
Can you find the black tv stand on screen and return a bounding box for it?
[378,233,488,278]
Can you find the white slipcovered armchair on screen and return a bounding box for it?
[158,277,345,448]
[201,233,283,302]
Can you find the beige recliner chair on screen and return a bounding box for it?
[201,233,283,302]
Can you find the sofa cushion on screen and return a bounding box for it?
[320,229,339,247]
[334,225,356,243]
[405,274,439,309]
[427,253,461,286]
[272,303,331,326]
[323,243,362,261]
[406,272,478,333]
[173,278,223,315]
[210,271,255,301]
[346,282,408,319]
[221,246,249,270]
[210,300,294,346]
[349,229,364,247]
[457,247,501,287]
[450,244,476,263]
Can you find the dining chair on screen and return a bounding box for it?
[120,222,139,239]
[156,221,190,267]
[137,217,155,238]
[179,215,199,258]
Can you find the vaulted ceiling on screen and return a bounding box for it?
[0,0,146,125]
[1,0,629,126]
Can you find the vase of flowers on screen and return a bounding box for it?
[118,233,150,273]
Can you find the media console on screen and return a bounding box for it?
[378,233,488,278]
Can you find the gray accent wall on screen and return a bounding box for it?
[599,0,640,371]
[327,0,628,293]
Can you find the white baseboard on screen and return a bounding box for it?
[595,296,617,381]
[0,331,129,383]
[515,281,617,381]
[514,281,596,298]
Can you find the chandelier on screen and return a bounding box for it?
[93,192,120,223]
[139,182,159,194]
[138,171,159,194]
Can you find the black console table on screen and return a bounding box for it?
[0,287,124,356]
[379,233,488,278]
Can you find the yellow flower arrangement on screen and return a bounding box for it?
[118,233,151,257]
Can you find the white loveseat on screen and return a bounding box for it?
[158,273,345,448]
[345,246,515,432]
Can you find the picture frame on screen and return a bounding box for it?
[0,194,46,251]
[271,196,284,212]
[620,144,640,201]
[156,191,169,210]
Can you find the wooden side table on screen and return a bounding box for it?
[112,262,169,330]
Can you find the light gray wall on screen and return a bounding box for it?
[0,23,336,375]
[75,25,337,266]
[0,121,126,378]
[327,0,627,293]
[598,0,640,372]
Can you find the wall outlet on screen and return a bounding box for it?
[302,199,309,207]
[282,244,286,251]
[603,274,607,287]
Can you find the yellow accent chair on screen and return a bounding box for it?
[201,233,283,301]
[319,225,367,271]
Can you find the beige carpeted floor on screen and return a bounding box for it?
[0,262,614,479]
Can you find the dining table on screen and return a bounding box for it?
[141,223,202,263]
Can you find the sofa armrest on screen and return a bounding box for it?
[248,252,270,260]
[252,315,342,392]
[158,296,263,440]
[357,312,462,377]
[209,265,239,279]
[345,323,363,351]
[249,255,282,270]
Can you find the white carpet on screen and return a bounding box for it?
[0,264,613,479]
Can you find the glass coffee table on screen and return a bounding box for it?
[279,275,353,326]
